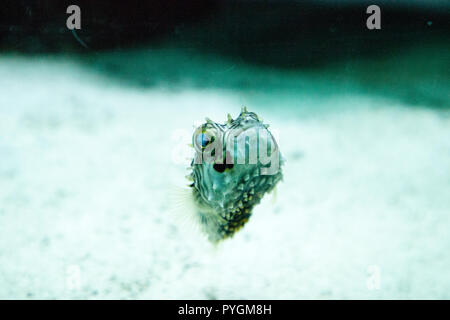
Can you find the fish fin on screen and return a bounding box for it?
[167,185,202,237]
[167,184,224,244]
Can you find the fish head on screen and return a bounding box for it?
[190,108,282,216]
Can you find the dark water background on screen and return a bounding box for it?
[1,1,449,108]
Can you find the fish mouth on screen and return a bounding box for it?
[212,162,233,173]
[211,150,234,173]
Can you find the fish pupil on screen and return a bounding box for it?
[197,133,211,148]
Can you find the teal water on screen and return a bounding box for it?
[0,43,449,299]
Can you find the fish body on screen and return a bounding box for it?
[187,108,283,242]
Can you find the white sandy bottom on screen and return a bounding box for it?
[0,57,449,299]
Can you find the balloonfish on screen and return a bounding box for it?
[186,107,283,242]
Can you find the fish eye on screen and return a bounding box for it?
[193,124,218,151]
[196,133,213,149]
